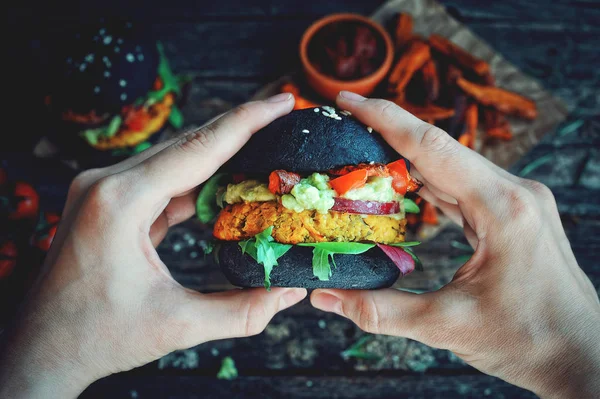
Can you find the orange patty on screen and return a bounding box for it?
[214,201,406,244]
[91,93,175,150]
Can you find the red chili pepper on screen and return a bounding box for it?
[0,240,18,279]
[0,168,7,186]
[32,212,61,251]
[9,182,39,220]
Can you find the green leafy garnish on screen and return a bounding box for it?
[403,198,420,214]
[341,335,381,360]
[196,173,227,224]
[239,227,292,289]
[132,141,152,154]
[557,119,584,137]
[79,115,123,145]
[402,247,423,271]
[389,241,421,247]
[298,242,375,281]
[519,153,553,177]
[168,104,184,129]
[147,42,181,104]
[217,356,238,380]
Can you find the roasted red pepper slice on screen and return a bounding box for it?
[329,169,368,195]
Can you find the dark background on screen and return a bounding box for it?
[5,1,600,398]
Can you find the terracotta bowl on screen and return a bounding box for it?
[299,13,394,102]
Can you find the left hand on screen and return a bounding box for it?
[0,93,306,399]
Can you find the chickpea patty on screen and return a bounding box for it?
[214,201,406,244]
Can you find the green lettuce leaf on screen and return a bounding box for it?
[298,242,375,281]
[403,198,420,214]
[196,173,227,224]
[239,227,292,289]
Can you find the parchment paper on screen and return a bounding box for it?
[252,0,569,170]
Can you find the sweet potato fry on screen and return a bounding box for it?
[457,78,537,120]
[421,59,439,103]
[421,201,438,225]
[484,108,513,140]
[394,98,455,121]
[281,83,319,110]
[394,13,414,49]
[397,102,455,121]
[429,34,490,76]
[458,133,471,147]
[463,102,478,149]
[388,41,431,93]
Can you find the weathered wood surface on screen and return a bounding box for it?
[82,374,538,398]
[5,0,600,397]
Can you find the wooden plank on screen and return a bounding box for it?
[81,374,538,398]
[441,0,600,25]
[153,219,599,374]
[7,0,386,21]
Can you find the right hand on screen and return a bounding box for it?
[311,92,600,399]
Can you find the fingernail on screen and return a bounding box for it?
[266,92,293,103]
[339,91,366,102]
[312,292,343,316]
[280,288,307,310]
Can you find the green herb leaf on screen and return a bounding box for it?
[389,241,421,247]
[451,254,473,265]
[168,104,184,129]
[238,227,292,289]
[519,153,553,177]
[217,356,238,380]
[557,119,584,137]
[106,115,123,137]
[132,142,152,154]
[80,129,100,146]
[341,335,381,360]
[404,198,420,214]
[299,242,375,281]
[311,248,333,281]
[402,247,423,271]
[450,240,473,253]
[196,173,227,224]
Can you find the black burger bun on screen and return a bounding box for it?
[218,242,400,289]
[223,107,403,174]
[49,18,159,116]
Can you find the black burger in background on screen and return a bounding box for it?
[196,107,424,290]
[42,18,186,168]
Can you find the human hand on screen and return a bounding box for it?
[0,93,307,398]
[311,92,600,399]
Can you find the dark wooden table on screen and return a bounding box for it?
[6,1,600,398]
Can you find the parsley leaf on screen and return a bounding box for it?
[239,227,292,289]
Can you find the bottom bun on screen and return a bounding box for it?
[218,242,400,289]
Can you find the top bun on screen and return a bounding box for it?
[49,18,159,115]
[223,107,401,174]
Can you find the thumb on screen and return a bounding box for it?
[311,288,440,342]
[176,287,307,348]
